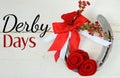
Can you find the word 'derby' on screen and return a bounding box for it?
[3,14,50,37]
[1,14,51,50]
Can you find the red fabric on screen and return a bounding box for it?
[49,11,88,61]
[66,49,97,76]
[66,52,83,70]
[61,11,77,24]
[78,59,97,76]
[75,50,89,60]
[48,32,69,51]
[52,15,88,34]
[54,50,61,62]
[69,30,80,53]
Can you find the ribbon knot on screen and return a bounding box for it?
[49,11,88,61]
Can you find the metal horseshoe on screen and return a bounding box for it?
[65,15,114,71]
[97,15,113,69]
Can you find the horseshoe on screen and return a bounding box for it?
[65,15,114,75]
[47,13,114,76]
[97,15,113,69]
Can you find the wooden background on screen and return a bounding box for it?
[0,0,120,78]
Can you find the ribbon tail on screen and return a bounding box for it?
[60,32,71,60]
[48,32,69,61]
[69,30,80,53]
[54,50,61,62]
[48,32,69,51]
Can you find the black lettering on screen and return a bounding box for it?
[31,14,40,33]
[3,14,17,33]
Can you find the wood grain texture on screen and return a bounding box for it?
[0,0,120,78]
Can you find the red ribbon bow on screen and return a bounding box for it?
[49,11,88,61]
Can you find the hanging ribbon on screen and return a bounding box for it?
[48,11,88,61]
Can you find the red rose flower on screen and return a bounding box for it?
[78,59,97,76]
[66,52,83,70]
[75,50,89,60]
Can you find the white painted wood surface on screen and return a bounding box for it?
[0,0,120,78]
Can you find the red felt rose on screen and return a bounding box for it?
[78,59,97,76]
[75,50,89,60]
[66,52,83,70]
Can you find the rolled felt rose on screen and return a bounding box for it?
[75,49,89,60]
[66,52,83,70]
[78,59,97,76]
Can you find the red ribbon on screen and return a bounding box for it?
[49,12,88,61]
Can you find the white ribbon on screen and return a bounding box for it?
[44,31,111,60]
[80,31,111,46]
[59,32,71,60]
